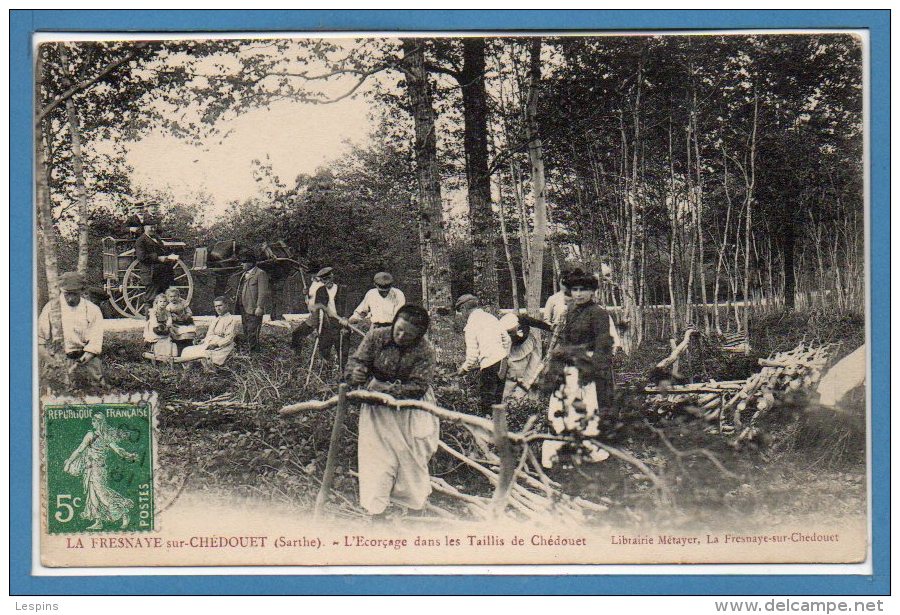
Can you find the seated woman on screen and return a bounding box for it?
[498,312,551,401]
[344,304,438,521]
[180,296,237,370]
[143,293,176,360]
[165,287,196,355]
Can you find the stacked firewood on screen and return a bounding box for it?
[643,343,832,439]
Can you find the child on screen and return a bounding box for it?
[165,288,196,355]
[143,293,176,359]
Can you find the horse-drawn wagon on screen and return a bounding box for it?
[102,235,307,318]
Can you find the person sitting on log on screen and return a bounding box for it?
[143,292,177,360]
[180,296,237,371]
[165,287,196,355]
[344,304,438,521]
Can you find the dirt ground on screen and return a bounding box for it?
[84,310,867,531]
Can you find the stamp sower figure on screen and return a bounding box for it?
[292,267,351,367]
[454,294,511,415]
[134,216,179,313]
[345,305,438,519]
[38,271,105,387]
[63,412,138,530]
[349,271,406,330]
[498,312,551,401]
[180,296,238,369]
[234,250,271,352]
[539,269,615,465]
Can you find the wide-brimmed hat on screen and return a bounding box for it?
[315,266,334,279]
[454,294,478,311]
[59,271,85,292]
[374,271,393,287]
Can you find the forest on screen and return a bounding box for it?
[36,34,866,528]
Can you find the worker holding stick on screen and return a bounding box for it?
[345,304,438,521]
[292,267,351,370]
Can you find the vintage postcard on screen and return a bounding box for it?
[33,29,869,569]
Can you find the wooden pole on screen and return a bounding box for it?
[489,402,516,517]
[314,382,349,519]
[304,315,324,389]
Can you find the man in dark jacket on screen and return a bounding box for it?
[133,218,178,313]
[234,251,271,352]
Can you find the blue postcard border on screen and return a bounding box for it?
[10,9,890,596]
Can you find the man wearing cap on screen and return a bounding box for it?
[348,272,406,330]
[454,294,511,414]
[38,272,105,387]
[134,216,179,313]
[234,251,271,352]
[292,266,350,367]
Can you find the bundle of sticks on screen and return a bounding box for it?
[643,343,832,438]
[280,389,611,522]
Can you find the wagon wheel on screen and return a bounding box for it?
[121,259,194,318]
[105,279,133,318]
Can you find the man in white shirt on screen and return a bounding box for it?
[38,271,105,387]
[454,294,511,414]
[543,281,570,328]
[349,271,406,330]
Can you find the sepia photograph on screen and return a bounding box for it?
[33,30,869,568]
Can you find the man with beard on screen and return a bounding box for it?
[38,271,105,387]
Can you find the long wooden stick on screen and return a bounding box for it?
[314,383,348,519]
[281,389,502,439]
[304,315,324,389]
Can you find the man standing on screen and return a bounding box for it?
[38,271,105,387]
[134,216,179,313]
[454,294,511,415]
[292,267,350,367]
[542,272,571,328]
[348,271,406,330]
[234,251,271,352]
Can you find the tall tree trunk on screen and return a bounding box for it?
[742,87,759,350]
[523,38,547,316]
[57,43,91,276]
[402,39,453,318]
[511,160,531,290]
[35,47,65,359]
[782,223,796,310]
[460,38,499,307]
[496,179,520,310]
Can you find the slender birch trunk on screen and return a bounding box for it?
[57,43,91,276]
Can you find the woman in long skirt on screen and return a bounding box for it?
[345,305,438,520]
[540,270,615,467]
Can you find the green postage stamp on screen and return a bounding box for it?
[42,395,157,534]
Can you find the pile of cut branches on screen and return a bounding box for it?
[642,343,832,443]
